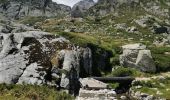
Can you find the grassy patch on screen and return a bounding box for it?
[0,84,74,100]
[55,32,98,47]
[150,47,170,72]
[19,16,47,26]
[132,77,170,99]
[108,83,119,89]
[108,67,145,77]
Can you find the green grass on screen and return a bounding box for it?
[54,32,98,47]
[132,77,170,99]
[19,16,47,26]
[108,83,119,89]
[150,47,170,72]
[107,67,146,77]
[0,84,74,100]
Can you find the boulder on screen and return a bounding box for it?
[120,43,156,73]
[0,31,70,84]
[152,25,168,34]
[114,23,127,30]
[135,17,148,28]
[136,50,156,72]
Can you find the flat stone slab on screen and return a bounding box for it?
[77,88,116,100]
[79,78,108,89]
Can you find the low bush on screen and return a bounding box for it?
[109,67,142,77]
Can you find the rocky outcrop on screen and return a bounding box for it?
[0,30,68,84]
[141,1,170,18]
[120,43,156,73]
[0,0,71,19]
[0,23,93,87]
[0,21,39,34]
[71,0,95,18]
[87,0,140,16]
[86,0,169,18]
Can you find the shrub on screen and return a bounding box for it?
[108,83,119,89]
[110,55,120,66]
[109,67,142,77]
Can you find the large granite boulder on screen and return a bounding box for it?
[0,30,70,84]
[136,50,156,72]
[120,43,156,73]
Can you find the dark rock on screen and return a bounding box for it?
[153,25,168,34]
[1,25,14,33]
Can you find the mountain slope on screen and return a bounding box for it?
[71,0,95,17]
[0,0,71,19]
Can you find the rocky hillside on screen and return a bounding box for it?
[87,0,170,17]
[0,0,71,19]
[71,0,95,18]
[0,0,170,99]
